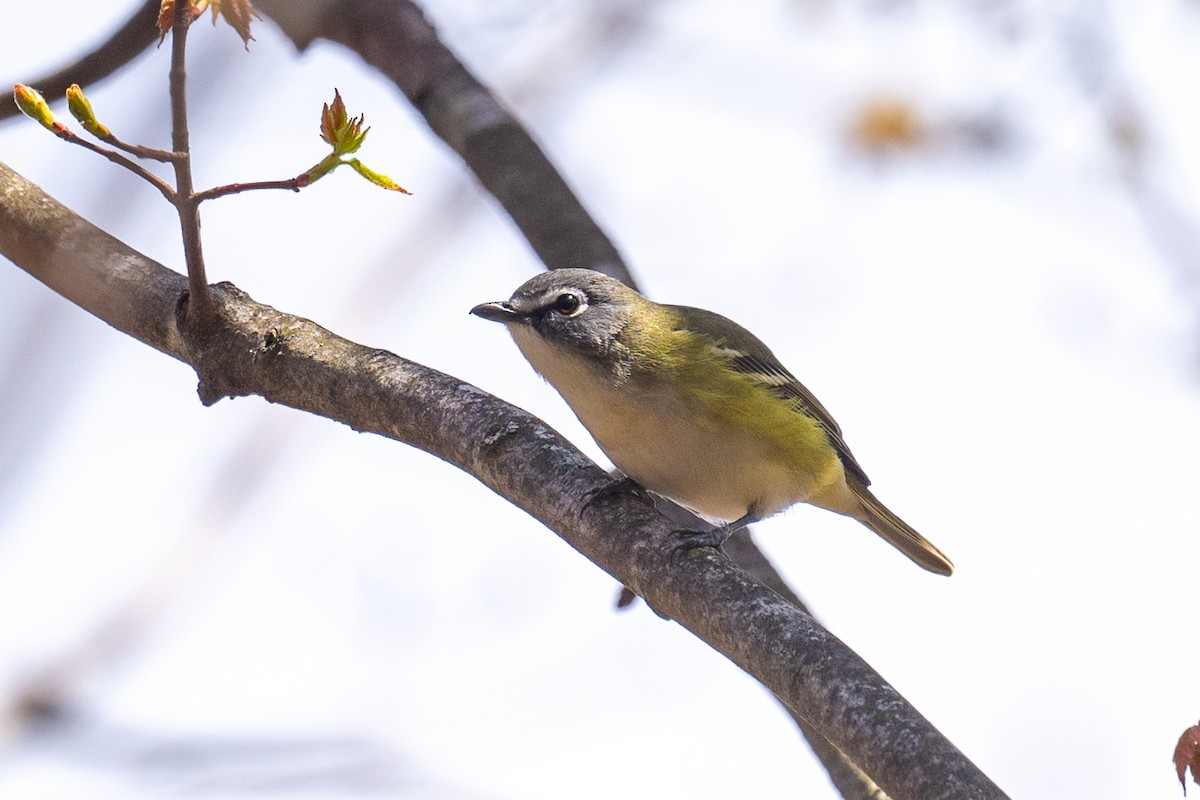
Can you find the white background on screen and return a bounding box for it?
[2,1,1199,798]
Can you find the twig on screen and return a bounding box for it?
[193,178,305,202]
[167,0,213,328]
[44,125,176,202]
[98,133,182,163]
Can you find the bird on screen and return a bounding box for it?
[470,268,953,575]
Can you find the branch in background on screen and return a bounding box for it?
[257,0,632,284]
[0,161,1007,800]
[0,0,160,122]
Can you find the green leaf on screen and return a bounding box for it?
[347,159,411,193]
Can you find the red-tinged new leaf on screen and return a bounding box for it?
[1175,723,1200,794]
[157,1,205,45]
[319,91,347,147]
[208,0,257,49]
[314,90,409,193]
[319,90,369,155]
[156,1,173,43]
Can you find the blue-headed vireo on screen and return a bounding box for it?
[470,269,953,576]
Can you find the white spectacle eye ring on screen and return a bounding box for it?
[552,292,586,317]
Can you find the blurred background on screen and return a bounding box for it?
[2,0,1199,797]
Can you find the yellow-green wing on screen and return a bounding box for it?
[673,305,872,486]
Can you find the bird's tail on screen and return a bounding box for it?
[849,482,954,576]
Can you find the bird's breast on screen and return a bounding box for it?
[509,326,841,522]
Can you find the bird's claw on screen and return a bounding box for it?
[673,526,731,552]
[582,476,654,514]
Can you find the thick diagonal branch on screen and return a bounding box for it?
[0,162,1008,800]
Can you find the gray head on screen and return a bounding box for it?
[470,269,644,360]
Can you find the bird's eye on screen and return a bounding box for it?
[553,292,582,316]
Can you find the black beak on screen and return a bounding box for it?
[470,301,520,322]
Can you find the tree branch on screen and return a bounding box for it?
[0,161,1008,800]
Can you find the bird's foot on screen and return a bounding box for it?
[582,475,655,515]
[673,525,733,552]
[672,509,757,554]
